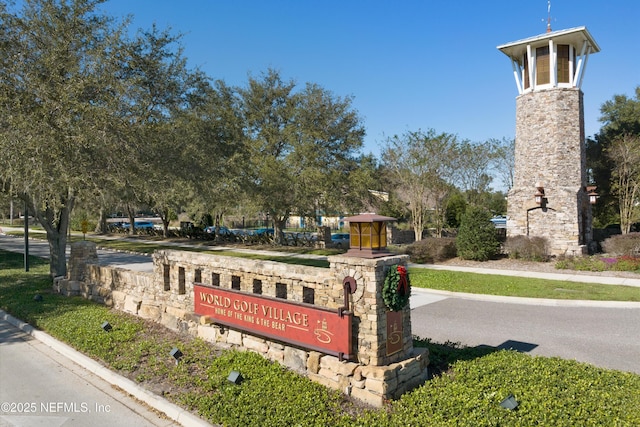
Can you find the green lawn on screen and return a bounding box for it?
[1,250,639,426]
[409,268,640,301]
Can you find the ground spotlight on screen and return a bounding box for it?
[170,347,183,364]
[101,321,112,332]
[33,294,43,302]
[227,370,243,385]
[500,394,519,410]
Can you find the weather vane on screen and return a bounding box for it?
[546,0,553,33]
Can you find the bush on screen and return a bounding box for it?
[456,207,500,261]
[406,238,457,263]
[602,232,640,256]
[555,256,608,271]
[504,235,549,261]
[364,351,640,427]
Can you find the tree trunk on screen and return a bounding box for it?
[411,203,423,241]
[95,208,108,234]
[157,207,171,238]
[126,205,136,235]
[27,193,74,278]
[46,229,68,277]
[273,216,287,245]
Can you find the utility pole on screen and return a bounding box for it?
[24,200,29,272]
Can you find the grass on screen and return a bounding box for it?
[2,250,640,426]
[409,268,640,301]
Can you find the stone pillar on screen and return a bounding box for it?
[329,254,413,366]
[67,241,98,281]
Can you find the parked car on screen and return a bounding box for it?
[204,226,233,236]
[122,221,155,229]
[252,228,274,236]
[331,233,350,248]
[490,216,507,229]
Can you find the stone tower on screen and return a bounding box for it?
[497,26,600,256]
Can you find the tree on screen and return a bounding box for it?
[588,86,640,228]
[112,24,212,236]
[0,0,127,276]
[491,137,515,192]
[178,79,246,236]
[606,133,640,234]
[239,69,365,243]
[382,129,457,240]
[454,139,496,205]
[445,191,467,228]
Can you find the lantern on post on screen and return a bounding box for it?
[534,182,545,206]
[587,186,598,205]
[343,213,396,258]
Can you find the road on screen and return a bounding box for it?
[0,233,153,272]
[0,317,177,427]
[410,290,640,374]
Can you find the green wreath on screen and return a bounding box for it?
[382,264,411,312]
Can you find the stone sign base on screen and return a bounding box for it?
[196,320,429,407]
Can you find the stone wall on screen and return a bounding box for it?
[55,243,429,406]
[508,88,594,255]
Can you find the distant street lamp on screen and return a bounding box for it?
[24,200,29,272]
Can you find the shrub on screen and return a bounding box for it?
[602,232,640,256]
[555,256,607,271]
[456,206,500,261]
[611,255,640,272]
[504,235,549,261]
[406,238,456,263]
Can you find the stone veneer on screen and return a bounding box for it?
[55,242,429,406]
[507,87,594,255]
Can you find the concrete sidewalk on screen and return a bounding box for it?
[0,310,213,427]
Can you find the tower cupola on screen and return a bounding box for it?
[497,27,600,95]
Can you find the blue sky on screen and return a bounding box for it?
[99,0,638,157]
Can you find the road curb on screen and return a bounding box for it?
[0,309,212,427]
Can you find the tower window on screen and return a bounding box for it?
[536,46,550,85]
[557,44,570,83]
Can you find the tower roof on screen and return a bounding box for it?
[497,26,600,61]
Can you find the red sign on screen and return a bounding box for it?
[194,284,353,359]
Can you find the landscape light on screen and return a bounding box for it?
[500,394,519,410]
[101,321,112,332]
[33,294,43,302]
[227,370,243,385]
[170,347,183,364]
